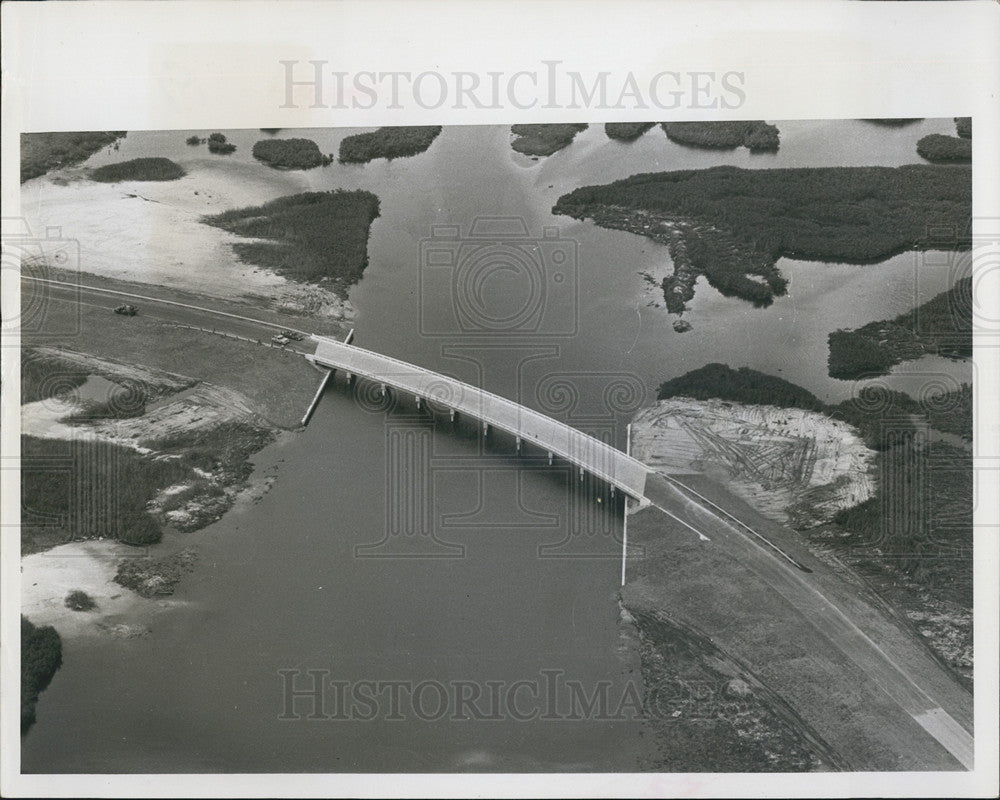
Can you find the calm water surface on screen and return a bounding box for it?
[22,120,970,771]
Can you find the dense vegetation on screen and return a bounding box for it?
[924,383,972,441]
[207,132,236,155]
[186,135,203,145]
[21,435,188,548]
[828,277,972,379]
[954,117,972,139]
[202,190,380,291]
[605,123,656,141]
[656,364,973,606]
[916,134,971,163]
[338,126,443,163]
[20,131,126,182]
[21,350,89,403]
[509,123,588,156]
[252,137,331,169]
[90,157,186,182]
[832,439,971,604]
[660,121,779,152]
[65,590,97,611]
[657,363,825,411]
[21,617,62,733]
[860,118,922,126]
[115,549,197,597]
[554,165,971,312]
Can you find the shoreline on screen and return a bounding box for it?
[20,424,300,642]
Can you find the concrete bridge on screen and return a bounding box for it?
[309,335,653,499]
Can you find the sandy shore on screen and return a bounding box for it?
[20,541,184,640]
[20,158,352,318]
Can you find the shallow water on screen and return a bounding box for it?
[21,119,971,772]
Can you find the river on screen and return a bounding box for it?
[21,119,971,772]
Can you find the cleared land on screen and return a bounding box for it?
[634,361,973,692]
[632,398,877,529]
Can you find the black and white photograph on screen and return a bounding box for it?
[2,2,998,797]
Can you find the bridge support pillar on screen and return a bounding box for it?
[449,409,456,423]
[415,395,422,411]
[380,383,387,398]
[346,372,354,384]
[482,421,489,437]
[547,451,553,466]
[515,436,521,453]
[579,466,584,483]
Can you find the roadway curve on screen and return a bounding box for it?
[637,472,974,770]
[311,335,653,498]
[311,334,973,770]
[21,277,975,769]
[21,275,317,355]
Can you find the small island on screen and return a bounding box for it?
[20,131,126,182]
[202,189,380,291]
[916,133,971,163]
[660,121,780,152]
[828,276,971,379]
[509,123,588,156]
[338,126,443,163]
[860,118,923,127]
[553,164,971,313]
[604,122,656,142]
[252,137,332,169]
[207,133,237,155]
[90,157,186,183]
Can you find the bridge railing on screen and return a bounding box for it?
[310,337,651,498]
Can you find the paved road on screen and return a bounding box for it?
[21,275,318,355]
[312,335,653,497]
[641,472,974,770]
[22,277,974,769]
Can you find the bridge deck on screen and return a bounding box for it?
[311,337,652,498]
